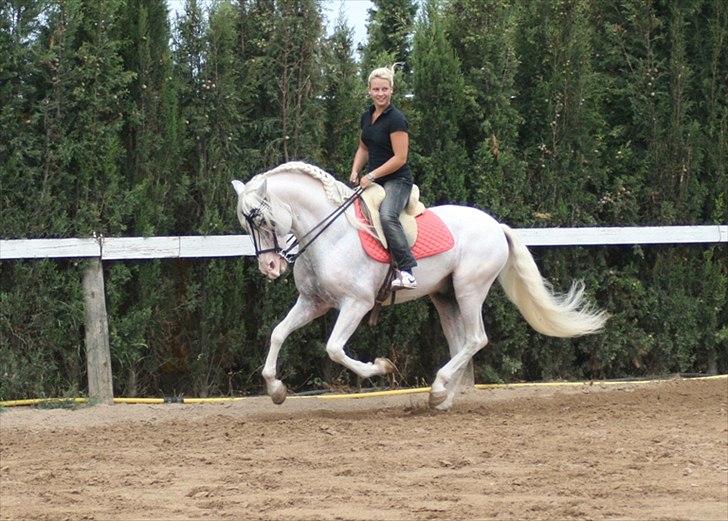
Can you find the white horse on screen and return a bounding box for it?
[232,161,607,410]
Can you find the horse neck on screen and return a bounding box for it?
[266,172,349,242]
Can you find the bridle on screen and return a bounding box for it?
[243,205,284,257]
[243,186,364,263]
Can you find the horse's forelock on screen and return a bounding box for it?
[239,184,262,216]
[239,182,293,235]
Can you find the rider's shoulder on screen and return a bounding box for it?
[387,105,409,131]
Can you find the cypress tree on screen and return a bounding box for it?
[234,0,330,395]
[1,0,134,399]
[591,0,727,377]
[0,1,86,400]
[360,0,418,76]
[199,0,245,232]
[60,0,133,235]
[191,0,250,396]
[273,0,323,163]
[1,0,49,236]
[63,0,137,394]
[236,0,323,167]
[505,0,612,380]
[691,0,728,373]
[165,0,248,397]
[235,0,278,169]
[105,0,181,396]
[411,0,469,204]
[443,0,528,222]
[442,0,530,382]
[694,0,727,224]
[172,0,206,229]
[121,0,180,233]
[321,11,361,179]
[2,0,132,237]
[514,0,607,226]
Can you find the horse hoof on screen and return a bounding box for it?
[428,389,448,409]
[374,357,396,375]
[270,383,287,405]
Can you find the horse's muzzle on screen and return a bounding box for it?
[258,252,288,279]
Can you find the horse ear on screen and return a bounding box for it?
[231,180,245,195]
[256,179,268,199]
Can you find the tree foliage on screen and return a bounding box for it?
[1,0,725,400]
[360,0,418,76]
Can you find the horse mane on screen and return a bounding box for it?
[252,161,354,206]
[244,161,369,236]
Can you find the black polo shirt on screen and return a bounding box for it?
[360,104,413,182]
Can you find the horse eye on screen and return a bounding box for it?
[247,209,263,227]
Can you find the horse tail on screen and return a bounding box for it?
[497,224,608,337]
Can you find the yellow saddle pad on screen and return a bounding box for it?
[359,184,426,248]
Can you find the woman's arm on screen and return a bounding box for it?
[365,131,408,183]
[349,138,369,184]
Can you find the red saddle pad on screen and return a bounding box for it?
[354,200,455,264]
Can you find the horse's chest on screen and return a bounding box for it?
[292,256,338,295]
[293,252,370,304]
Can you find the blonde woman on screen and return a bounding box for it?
[349,65,417,289]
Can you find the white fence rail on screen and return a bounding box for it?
[1,224,725,404]
[0,235,256,260]
[2,225,726,260]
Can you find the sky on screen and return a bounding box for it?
[321,0,372,49]
[167,0,373,50]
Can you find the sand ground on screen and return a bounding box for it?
[1,377,726,520]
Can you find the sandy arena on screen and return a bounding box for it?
[1,377,726,520]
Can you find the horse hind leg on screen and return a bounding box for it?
[430,291,474,393]
[429,316,487,410]
[429,277,494,410]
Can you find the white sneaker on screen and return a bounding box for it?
[392,270,417,290]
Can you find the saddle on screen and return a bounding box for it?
[355,187,455,265]
[359,184,426,248]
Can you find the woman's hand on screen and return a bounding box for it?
[349,171,359,185]
[359,173,375,189]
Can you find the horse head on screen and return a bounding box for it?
[232,178,292,280]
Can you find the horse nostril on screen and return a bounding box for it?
[269,260,276,271]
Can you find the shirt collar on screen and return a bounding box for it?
[368,104,394,116]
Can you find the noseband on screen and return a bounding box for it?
[243,186,363,264]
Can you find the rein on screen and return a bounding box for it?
[246,186,364,263]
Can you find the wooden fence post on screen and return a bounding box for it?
[82,258,114,405]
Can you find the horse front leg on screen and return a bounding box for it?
[325,299,396,380]
[263,295,330,404]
